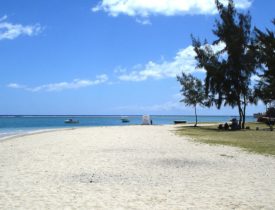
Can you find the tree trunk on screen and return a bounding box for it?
[194,105,198,127]
[267,103,273,130]
[238,102,243,129]
[242,103,246,129]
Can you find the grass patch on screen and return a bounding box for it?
[176,123,275,156]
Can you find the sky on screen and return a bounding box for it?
[0,0,274,115]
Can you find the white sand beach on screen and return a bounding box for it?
[0,125,275,209]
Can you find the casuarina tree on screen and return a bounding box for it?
[254,19,275,106]
[177,73,205,127]
[192,0,257,129]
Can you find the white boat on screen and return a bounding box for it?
[64,119,79,124]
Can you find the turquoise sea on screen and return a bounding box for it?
[0,115,256,139]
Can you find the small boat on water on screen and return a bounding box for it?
[121,116,130,123]
[64,119,79,124]
[174,120,187,124]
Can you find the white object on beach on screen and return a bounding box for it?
[142,115,151,125]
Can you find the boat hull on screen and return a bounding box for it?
[64,120,79,124]
[174,120,187,124]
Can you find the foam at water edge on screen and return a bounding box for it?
[0,128,61,141]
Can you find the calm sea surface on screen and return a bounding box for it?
[0,115,256,139]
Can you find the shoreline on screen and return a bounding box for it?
[0,115,256,141]
[0,124,149,141]
[0,123,219,142]
[0,127,77,142]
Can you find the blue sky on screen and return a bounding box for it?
[0,0,274,115]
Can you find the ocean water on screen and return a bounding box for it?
[0,115,256,139]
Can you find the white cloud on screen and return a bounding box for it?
[0,15,8,22]
[7,83,26,89]
[135,18,151,25]
[117,42,225,81]
[0,15,42,40]
[7,74,108,92]
[92,0,252,19]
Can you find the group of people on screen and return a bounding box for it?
[218,118,240,131]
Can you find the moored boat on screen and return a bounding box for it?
[121,116,130,123]
[174,120,187,124]
[64,119,79,124]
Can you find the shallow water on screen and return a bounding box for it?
[0,115,255,138]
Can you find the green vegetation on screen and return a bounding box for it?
[177,73,205,127]
[192,0,257,129]
[176,0,275,129]
[176,123,275,156]
[254,19,275,104]
[176,1,275,155]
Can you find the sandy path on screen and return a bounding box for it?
[0,125,274,209]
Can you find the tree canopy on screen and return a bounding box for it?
[192,0,257,129]
[177,73,205,127]
[254,19,275,105]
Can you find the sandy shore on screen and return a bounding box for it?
[0,125,274,209]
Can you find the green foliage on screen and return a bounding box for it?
[192,0,257,129]
[254,19,275,104]
[177,73,205,126]
[176,123,275,156]
[177,73,205,107]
